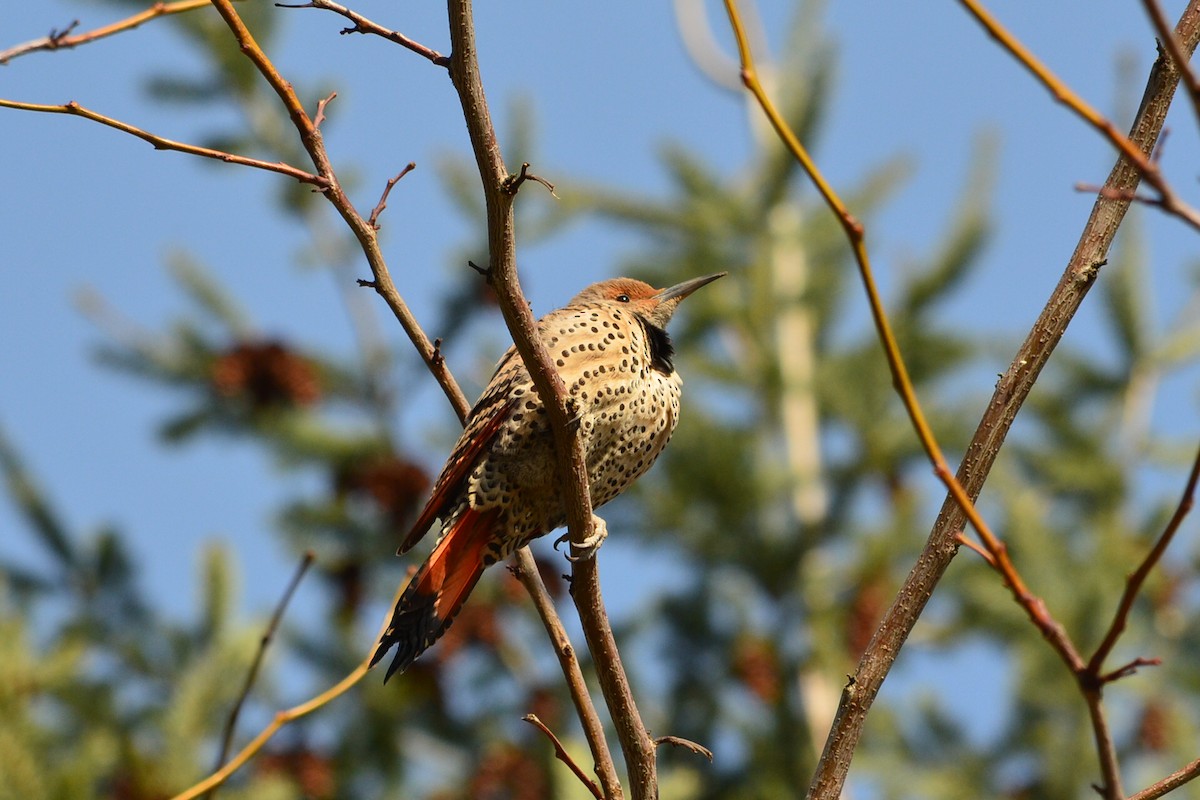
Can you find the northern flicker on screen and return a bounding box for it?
[372,272,725,680]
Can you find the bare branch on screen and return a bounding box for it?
[954,531,996,567]
[725,0,1010,590]
[722,3,1093,793]
[313,91,337,130]
[0,99,324,186]
[957,0,1200,232]
[523,714,604,800]
[444,1,658,796]
[510,551,623,798]
[1089,444,1200,672]
[0,0,211,65]
[368,163,417,230]
[208,552,314,799]
[1097,656,1161,685]
[169,571,414,800]
[1080,685,1125,799]
[205,0,470,421]
[277,0,449,66]
[1128,756,1200,800]
[655,735,714,762]
[1074,182,1167,211]
[776,1,1200,797]
[503,162,559,198]
[1139,0,1200,131]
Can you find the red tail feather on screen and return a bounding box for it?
[372,506,500,680]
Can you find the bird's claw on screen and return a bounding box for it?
[558,516,608,563]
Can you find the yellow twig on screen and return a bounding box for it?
[168,577,410,800]
[0,0,215,64]
[723,0,1030,609]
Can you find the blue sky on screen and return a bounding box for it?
[4,0,1200,769]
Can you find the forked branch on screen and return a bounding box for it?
[957,0,1200,232]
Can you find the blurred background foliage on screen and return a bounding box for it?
[5,1,1200,799]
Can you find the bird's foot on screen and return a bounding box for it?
[564,397,583,430]
[556,515,608,562]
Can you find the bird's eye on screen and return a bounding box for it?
[615,294,630,303]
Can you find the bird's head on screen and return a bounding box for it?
[572,272,726,329]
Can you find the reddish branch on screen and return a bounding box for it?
[1089,446,1200,673]
[276,0,449,66]
[523,714,604,800]
[957,0,1200,232]
[1129,756,1200,800]
[368,162,417,230]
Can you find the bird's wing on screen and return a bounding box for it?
[398,352,522,555]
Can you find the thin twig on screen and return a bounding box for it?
[207,552,314,799]
[1097,656,1161,684]
[724,0,1018,602]
[1074,183,1166,211]
[654,735,714,762]
[0,0,212,64]
[523,714,604,800]
[313,91,337,130]
[170,574,412,800]
[277,0,449,66]
[954,531,996,567]
[1128,756,1200,800]
[511,551,623,799]
[0,99,324,186]
[444,0,658,797]
[1088,444,1200,672]
[204,0,470,421]
[1080,685,1125,800]
[503,162,559,198]
[957,0,1200,232]
[369,163,417,230]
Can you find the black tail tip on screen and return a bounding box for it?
[371,636,416,684]
[382,656,406,683]
[373,588,443,683]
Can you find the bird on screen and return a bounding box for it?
[371,271,726,680]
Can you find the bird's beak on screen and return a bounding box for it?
[653,272,727,304]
